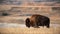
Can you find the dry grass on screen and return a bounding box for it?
[0,26,60,34]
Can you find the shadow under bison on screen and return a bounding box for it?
[25,14,50,28]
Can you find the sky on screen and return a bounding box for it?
[0,0,60,5]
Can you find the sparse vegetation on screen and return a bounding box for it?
[0,27,60,34]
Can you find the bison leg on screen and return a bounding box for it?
[46,24,50,28]
[45,18,50,28]
[33,22,39,28]
[46,22,50,28]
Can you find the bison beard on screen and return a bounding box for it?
[25,14,50,28]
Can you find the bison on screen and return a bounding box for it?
[25,14,50,28]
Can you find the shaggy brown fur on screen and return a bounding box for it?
[25,14,50,28]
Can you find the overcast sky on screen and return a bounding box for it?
[0,0,60,5]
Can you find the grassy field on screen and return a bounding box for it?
[0,5,60,34]
[0,25,60,34]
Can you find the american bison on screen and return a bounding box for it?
[25,14,50,28]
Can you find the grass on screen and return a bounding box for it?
[0,26,60,34]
